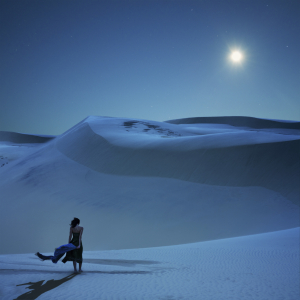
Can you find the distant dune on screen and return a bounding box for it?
[0,131,55,144]
[0,116,299,254]
[167,116,300,129]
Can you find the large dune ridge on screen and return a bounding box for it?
[56,117,300,205]
[0,116,299,255]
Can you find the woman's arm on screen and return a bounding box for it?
[68,227,72,243]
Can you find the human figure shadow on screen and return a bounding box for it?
[14,273,77,300]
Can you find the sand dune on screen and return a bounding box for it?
[0,116,299,254]
[56,116,300,205]
[167,115,300,129]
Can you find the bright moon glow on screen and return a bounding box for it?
[230,51,243,62]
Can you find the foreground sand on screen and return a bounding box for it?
[1,227,299,300]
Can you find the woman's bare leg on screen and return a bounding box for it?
[79,262,82,272]
[73,261,77,272]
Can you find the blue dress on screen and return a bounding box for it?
[36,243,77,264]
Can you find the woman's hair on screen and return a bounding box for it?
[70,217,80,228]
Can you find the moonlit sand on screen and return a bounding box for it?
[0,116,299,299]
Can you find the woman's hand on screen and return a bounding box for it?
[77,245,80,249]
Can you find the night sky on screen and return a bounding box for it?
[1,0,299,135]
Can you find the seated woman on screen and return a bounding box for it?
[35,218,83,273]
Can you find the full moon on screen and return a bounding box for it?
[230,50,243,62]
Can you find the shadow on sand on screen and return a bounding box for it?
[12,268,152,299]
[14,273,77,300]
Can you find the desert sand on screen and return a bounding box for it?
[0,116,299,299]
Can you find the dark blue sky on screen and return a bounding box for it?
[1,0,299,134]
